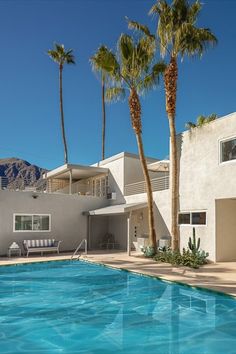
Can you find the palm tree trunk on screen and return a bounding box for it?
[129,88,157,251]
[59,64,68,164]
[164,55,179,251]
[101,74,106,161]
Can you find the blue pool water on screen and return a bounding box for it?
[0,261,236,354]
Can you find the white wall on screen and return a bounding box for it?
[125,189,171,243]
[123,114,236,261]
[176,112,236,261]
[98,155,126,204]
[0,190,108,255]
[124,155,159,186]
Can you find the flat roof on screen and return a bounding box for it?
[44,164,108,180]
[92,152,158,167]
[84,202,147,216]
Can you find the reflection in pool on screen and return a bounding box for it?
[0,260,235,354]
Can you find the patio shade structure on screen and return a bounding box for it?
[84,202,147,255]
[44,164,108,194]
[147,160,170,172]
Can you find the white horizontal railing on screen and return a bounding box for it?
[124,175,169,196]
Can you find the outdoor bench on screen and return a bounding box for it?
[23,239,62,257]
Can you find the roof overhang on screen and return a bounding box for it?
[148,160,169,172]
[44,164,108,180]
[84,202,147,216]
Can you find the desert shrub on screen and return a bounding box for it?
[153,248,208,268]
[142,228,209,268]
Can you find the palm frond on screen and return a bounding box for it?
[150,0,172,57]
[150,0,217,59]
[206,113,217,123]
[48,43,75,65]
[127,18,155,40]
[176,25,217,57]
[105,87,126,102]
[187,0,202,23]
[91,45,120,78]
[118,34,134,62]
[138,61,166,92]
[185,121,196,129]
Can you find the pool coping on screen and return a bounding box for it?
[78,257,236,300]
[0,254,236,300]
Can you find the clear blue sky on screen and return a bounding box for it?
[0,0,235,169]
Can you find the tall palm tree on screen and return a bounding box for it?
[129,0,217,251]
[186,113,218,129]
[48,43,75,164]
[90,46,109,161]
[92,34,166,251]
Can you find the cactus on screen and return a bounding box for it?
[188,227,200,255]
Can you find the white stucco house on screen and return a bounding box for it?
[1,112,236,262]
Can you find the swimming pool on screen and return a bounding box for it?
[0,260,235,354]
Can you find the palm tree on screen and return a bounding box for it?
[129,0,217,251]
[48,43,75,164]
[90,46,109,161]
[93,34,166,251]
[185,113,218,129]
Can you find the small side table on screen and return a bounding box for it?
[8,248,21,258]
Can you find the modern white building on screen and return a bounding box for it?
[1,112,236,262]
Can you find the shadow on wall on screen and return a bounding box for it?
[153,203,170,242]
[108,172,126,205]
[90,216,109,250]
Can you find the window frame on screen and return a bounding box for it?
[178,212,191,225]
[219,135,236,165]
[178,210,207,227]
[13,213,51,232]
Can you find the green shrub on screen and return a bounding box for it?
[152,248,209,269]
[142,229,209,268]
[142,246,156,258]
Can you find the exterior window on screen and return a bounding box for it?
[179,212,206,225]
[91,175,108,197]
[192,212,206,225]
[221,137,236,163]
[178,213,190,225]
[14,214,50,232]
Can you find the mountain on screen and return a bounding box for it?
[0,158,47,189]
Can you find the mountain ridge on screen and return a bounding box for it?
[0,157,47,188]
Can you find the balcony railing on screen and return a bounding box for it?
[124,175,169,196]
[47,179,94,195]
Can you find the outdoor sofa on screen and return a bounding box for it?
[23,239,62,257]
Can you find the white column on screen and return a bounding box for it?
[69,169,72,195]
[127,212,132,256]
[88,215,91,250]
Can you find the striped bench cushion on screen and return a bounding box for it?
[24,239,55,248]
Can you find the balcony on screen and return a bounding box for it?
[47,177,109,197]
[124,175,169,196]
[44,163,109,197]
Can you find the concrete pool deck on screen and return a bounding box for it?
[0,251,236,297]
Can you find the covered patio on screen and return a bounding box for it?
[44,163,109,196]
[84,202,148,255]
